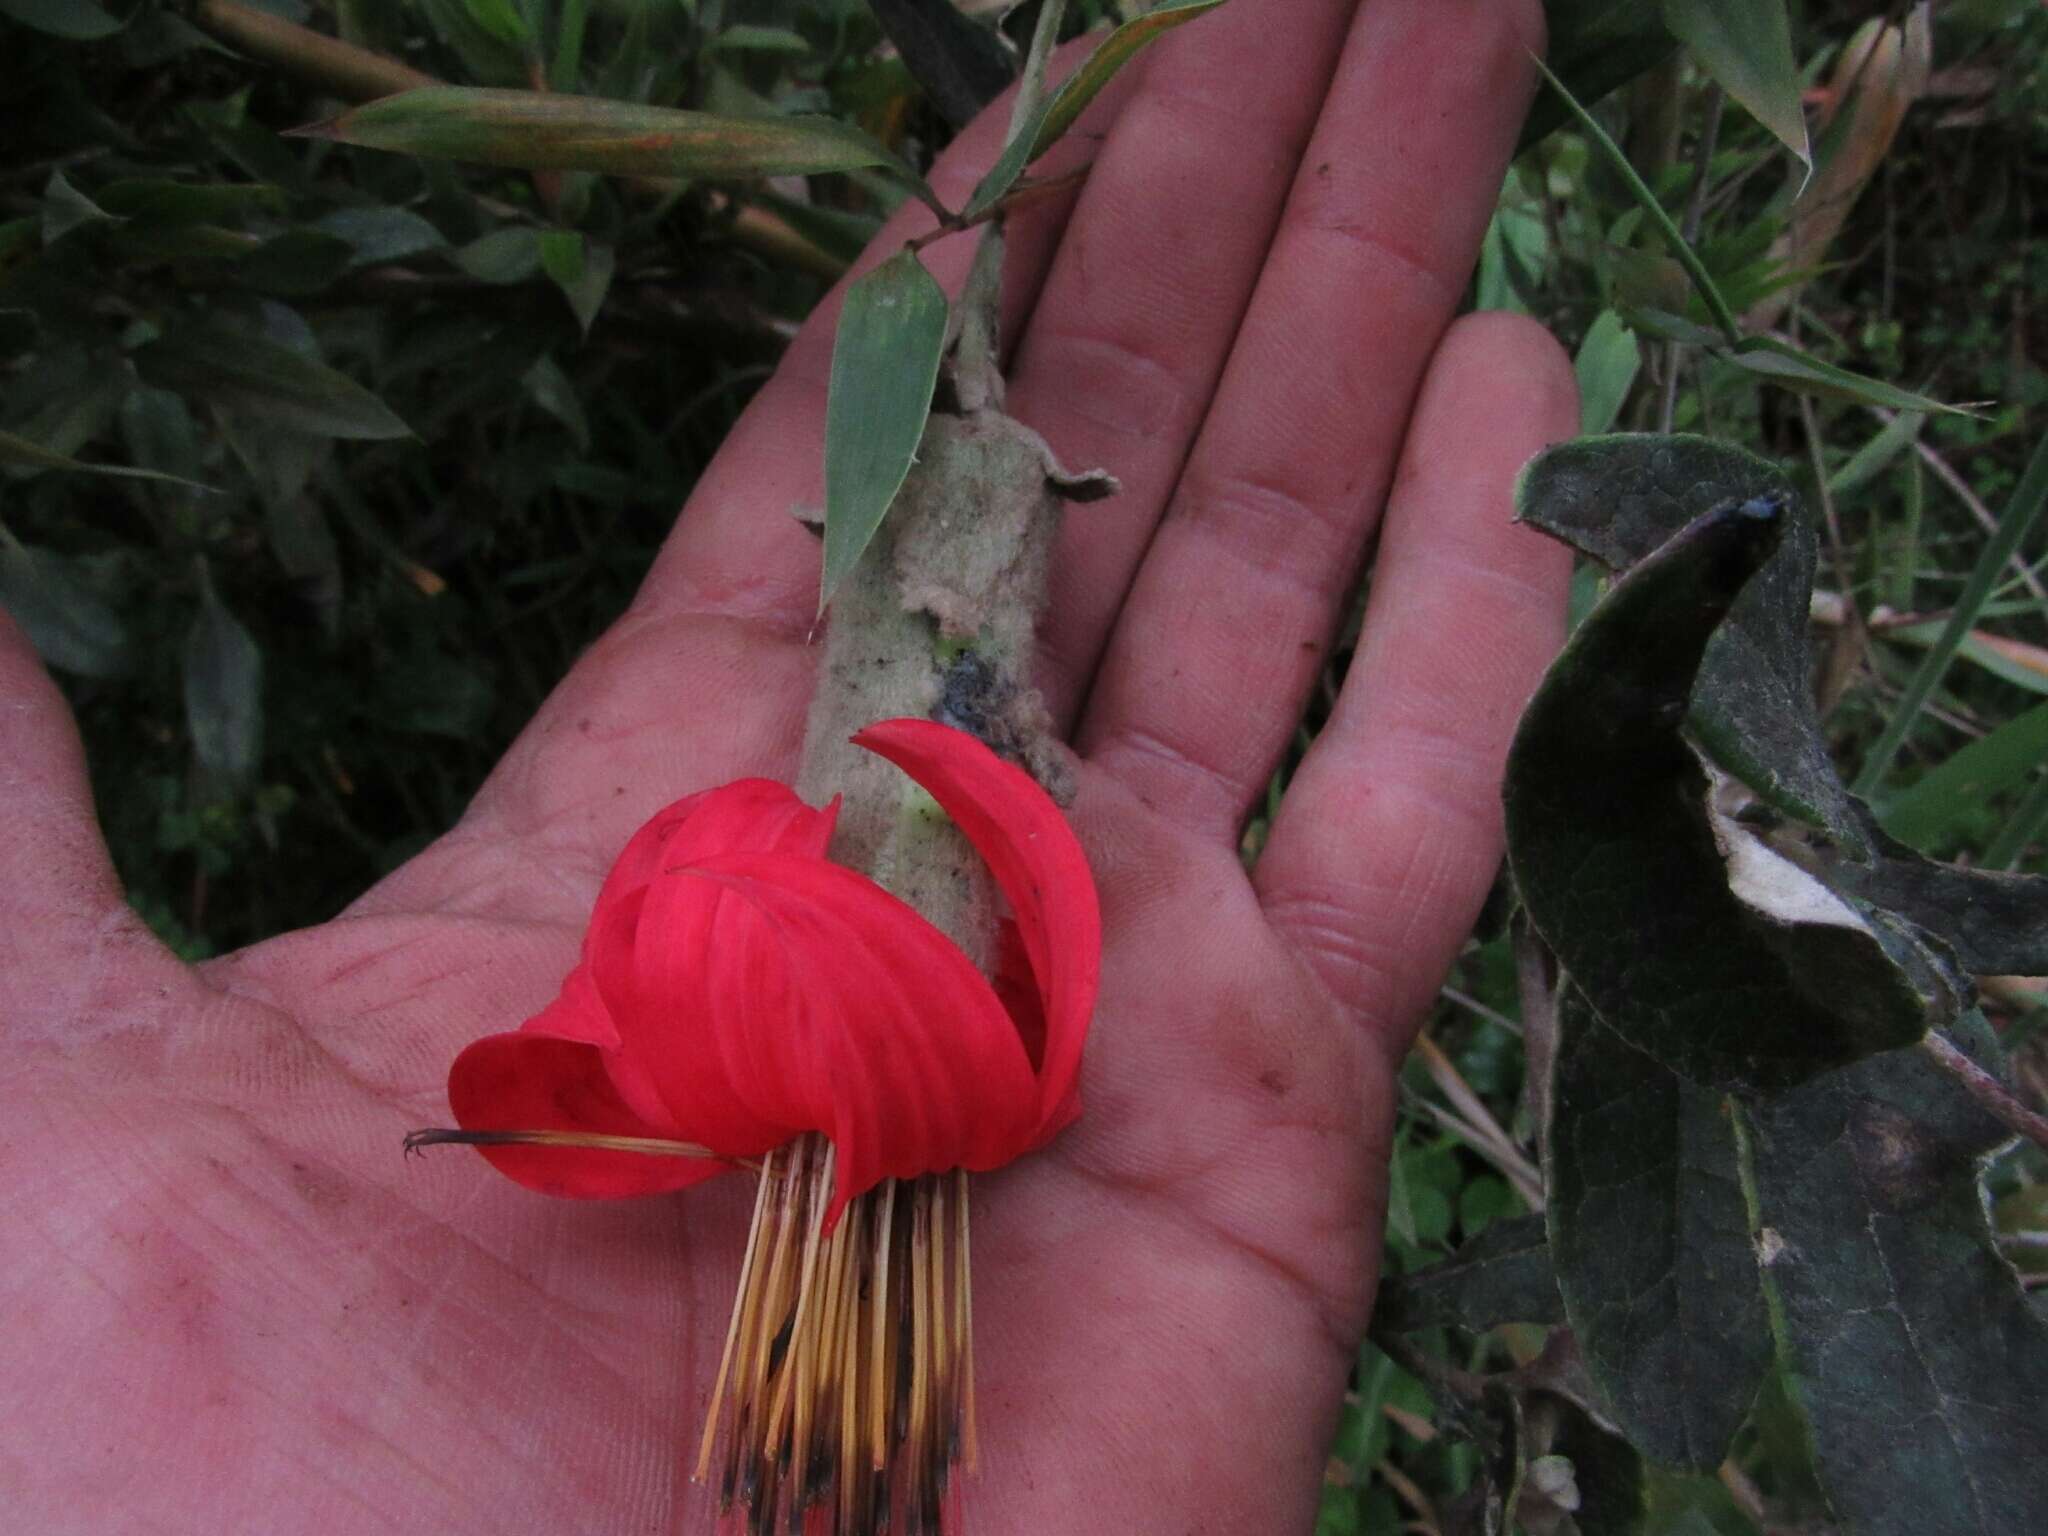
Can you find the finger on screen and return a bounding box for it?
[1254,312,1578,1057]
[1005,0,1366,727]
[0,611,181,1032]
[1075,0,1547,840]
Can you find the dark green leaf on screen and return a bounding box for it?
[303,86,928,189]
[1810,808,2048,977]
[312,207,446,266]
[0,426,213,492]
[1505,495,1937,1088]
[183,560,263,792]
[522,353,590,451]
[1516,434,1866,853]
[1660,0,1810,171]
[1373,1214,1563,1333]
[1546,993,1771,1468]
[454,227,543,283]
[42,170,117,244]
[539,231,613,335]
[95,178,285,226]
[1737,1019,2048,1535]
[0,531,130,678]
[239,230,357,295]
[137,324,412,441]
[868,0,1016,129]
[0,0,123,40]
[819,250,948,613]
[1523,1,1679,151]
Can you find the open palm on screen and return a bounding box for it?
[2,2,1575,1530]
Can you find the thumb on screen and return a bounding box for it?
[0,609,181,1032]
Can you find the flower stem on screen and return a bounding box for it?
[719,12,1083,1530]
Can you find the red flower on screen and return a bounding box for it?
[445,719,1099,1226]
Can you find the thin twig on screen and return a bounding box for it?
[1920,1030,2048,1155]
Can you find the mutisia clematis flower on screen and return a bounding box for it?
[408,716,1100,1534]
[429,716,1096,1217]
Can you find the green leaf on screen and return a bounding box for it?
[95,178,285,226]
[522,353,590,451]
[1737,1019,2048,1536]
[0,0,122,39]
[1879,701,2048,852]
[137,325,412,441]
[312,207,447,266]
[1505,494,1937,1089]
[1029,0,1227,161]
[1522,1,1679,150]
[460,0,528,47]
[183,560,263,793]
[539,231,613,335]
[301,86,931,191]
[1546,993,1771,1468]
[1372,1214,1563,1333]
[0,426,213,492]
[42,170,117,245]
[819,250,948,613]
[0,530,130,678]
[1517,434,1865,850]
[1574,310,1641,434]
[1660,0,1810,173]
[453,227,543,283]
[867,0,1016,130]
[708,24,810,56]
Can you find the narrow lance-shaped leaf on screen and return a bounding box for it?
[1545,990,1771,1468]
[1661,0,1811,174]
[300,87,941,214]
[965,0,1228,221]
[136,325,412,442]
[819,250,949,614]
[0,0,123,40]
[0,427,213,492]
[1504,494,1937,1089]
[1736,1015,2048,1536]
[1372,1213,1564,1334]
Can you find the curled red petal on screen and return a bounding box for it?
[587,778,836,948]
[447,1026,728,1200]
[851,719,1100,1140]
[683,850,1041,1227]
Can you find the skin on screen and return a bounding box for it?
[0,1,1578,1530]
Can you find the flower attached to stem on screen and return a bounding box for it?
[409,718,1099,1534]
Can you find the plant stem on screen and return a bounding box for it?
[955,0,1068,412]
[1920,1029,2048,1156]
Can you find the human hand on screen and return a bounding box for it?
[0,1,1574,1530]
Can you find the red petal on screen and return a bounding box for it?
[587,778,836,951]
[681,850,1040,1227]
[447,1023,728,1200]
[851,719,1099,1140]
